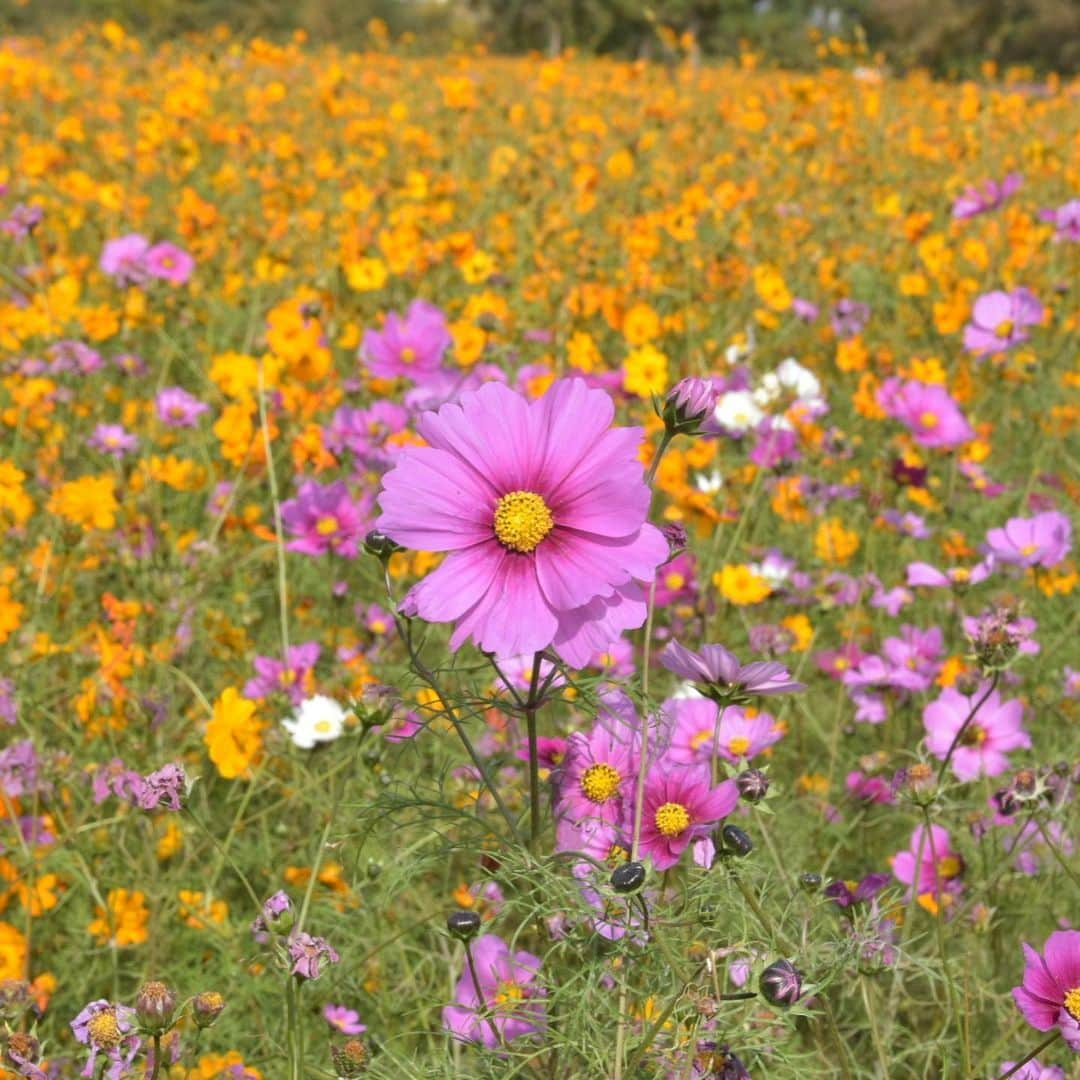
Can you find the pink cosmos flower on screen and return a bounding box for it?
[633,766,739,871]
[243,642,321,706]
[362,299,451,381]
[1039,198,1080,243]
[443,933,546,1049]
[906,560,993,588]
[963,288,1043,357]
[156,386,209,428]
[923,682,1029,781]
[666,698,781,766]
[99,233,150,286]
[557,723,636,828]
[323,1004,366,1035]
[88,423,138,458]
[143,241,194,285]
[1011,930,1080,1050]
[288,932,339,980]
[877,378,974,448]
[890,823,964,907]
[997,1063,1064,1080]
[376,378,667,662]
[985,511,1072,569]
[951,173,1021,219]
[661,640,804,702]
[281,480,369,558]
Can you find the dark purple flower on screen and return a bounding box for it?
[824,872,891,908]
[288,932,340,980]
[251,890,294,942]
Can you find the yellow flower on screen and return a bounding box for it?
[48,474,118,530]
[205,687,264,780]
[0,921,27,980]
[753,264,792,312]
[88,888,150,947]
[345,257,388,292]
[622,302,660,345]
[623,345,668,398]
[0,586,24,646]
[714,564,772,605]
[814,518,860,565]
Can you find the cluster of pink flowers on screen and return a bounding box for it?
[100,233,195,286]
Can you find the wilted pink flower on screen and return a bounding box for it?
[281,480,369,558]
[288,933,339,980]
[963,288,1043,357]
[143,241,194,285]
[985,511,1072,569]
[877,378,974,448]
[1011,930,1080,1050]
[951,173,1021,219]
[633,766,739,871]
[70,1000,140,1080]
[243,642,320,706]
[661,640,805,703]
[362,299,451,381]
[443,933,546,1048]
[377,379,667,662]
[923,682,1029,781]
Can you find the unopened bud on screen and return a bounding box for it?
[4,1031,41,1070]
[735,768,770,803]
[446,910,481,942]
[331,1037,370,1076]
[363,530,401,561]
[721,824,753,858]
[192,991,226,1029]
[662,377,718,436]
[760,959,803,1006]
[610,860,647,895]
[135,980,177,1034]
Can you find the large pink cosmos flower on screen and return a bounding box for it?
[923,682,1030,781]
[1012,930,1080,1050]
[377,379,668,661]
[963,288,1043,357]
[877,378,974,448]
[361,299,451,382]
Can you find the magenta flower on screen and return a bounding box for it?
[288,932,340,980]
[997,1063,1064,1080]
[443,933,546,1048]
[667,699,781,766]
[156,386,209,428]
[877,378,974,448]
[906,560,993,589]
[951,173,1021,219]
[830,298,871,339]
[1039,198,1080,243]
[135,763,188,811]
[963,288,1043,357]
[99,233,150,286]
[633,766,739,871]
[362,299,451,381]
[1,202,43,239]
[281,480,369,558]
[143,241,194,285]
[1012,930,1080,1050]
[890,824,964,906]
[376,378,667,662]
[88,423,138,458]
[243,642,321,705]
[923,682,1029,781]
[661,640,805,703]
[323,1004,366,1035]
[985,511,1072,569]
[557,722,637,827]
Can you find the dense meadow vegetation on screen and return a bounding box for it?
[0,20,1078,1080]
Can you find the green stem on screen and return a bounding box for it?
[998,1030,1061,1079]
[285,975,302,1080]
[936,671,999,785]
[525,655,543,854]
[149,1034,162,1080]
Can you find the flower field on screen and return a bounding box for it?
[0,21,1078,1079]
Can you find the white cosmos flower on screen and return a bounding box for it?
[283,695,347,749]
[775,357,822,401]
[714,390,764,434]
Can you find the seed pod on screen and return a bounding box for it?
[446,910,481,942]
[135,980,177,1034]
[610,861,647,895]
[721,824,753,857]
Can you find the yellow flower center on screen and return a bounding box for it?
[952,568,969,582]
[959,724,987,747]
[665,572,685,590]
[315,516,339,535]
[494,982,524,1008]
[314,720,334,733]
[280,670,296,686]
[493,490,554,553]
[919,411,939,429]
[727,735,751,757]
[654,801,691,838]
[689,729,713,752]
[580,763,621,804]
[937,855,962,879]
[87,1010,122,1049]
[400,346,416,364]
[1064,986,1080,1022]
[994,319,1013,338]
[1020,543,1038,556]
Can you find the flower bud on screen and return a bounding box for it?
[759,959,803,1006]
[260,890,294,936]
[0,979,30,1020]
[363,530,401,561]
[192,991,226,1029]
[721,824,753,858]
[134,980,177,1034]
[446,910,481,942]
[4,1031,41,1071]
[735,768,770,803]
[662,377,718,436]
[610,861,647,895]
[331,1037,370,1076]
[799,872,822,892]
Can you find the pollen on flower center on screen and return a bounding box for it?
[493,490,554,553]
[937,854,962,878]
[400,346,416,364]
[689,729,712,752]
[494,982,524,1007]
[919,411,939,429]
[315,516,339,535]
[994,319,1014,338]
[655,801,691,837]
[960,723,987,746]
[1064,986,1080,1022]
[87,1010,123,1049]
[727,735,751,757]
[581,763,621,803]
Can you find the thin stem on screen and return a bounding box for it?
[998,1031,1061,1079]
[644,430,675,487]
[463,939,503,1049]
[525,651,544,854]
[285,975,300,1080]
[257,360,291,662]
[149,1034,162,1080]
[936,671,999,785]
